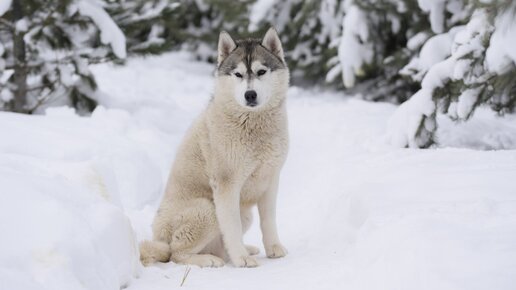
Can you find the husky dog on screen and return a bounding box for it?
[139,28,289,268]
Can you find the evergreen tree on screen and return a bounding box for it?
[387,0,516,148]
[174,0,254,62]
[0,0,126,114]
[250,0,345,83]
[106,0,182,55]
[331,0,430,102]
[105,0,254,61]
[1,0,514,137]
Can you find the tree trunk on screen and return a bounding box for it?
[12,0,27,113]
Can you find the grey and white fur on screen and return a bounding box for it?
[139,27,289,268]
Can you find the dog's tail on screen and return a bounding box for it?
[139,240,171,266]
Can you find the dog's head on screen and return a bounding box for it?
[215,28,289,110]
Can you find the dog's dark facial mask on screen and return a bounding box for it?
[217,28,287,109]
[218,41,285,76]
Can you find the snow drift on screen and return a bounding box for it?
[1,52,516,290]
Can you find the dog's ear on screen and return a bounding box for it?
[262,27,284,60]
[218,31,236,66]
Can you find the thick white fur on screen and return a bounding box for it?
[140,29,290,268]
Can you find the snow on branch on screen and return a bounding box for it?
[417,0,447,33]
[338,5,373,88]
[73,0,127,59]
[0,0,11,17]
[485,6,516,75]
[386,8,504,148]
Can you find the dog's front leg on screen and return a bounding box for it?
[213,178,258,267]
[258,174,288,259]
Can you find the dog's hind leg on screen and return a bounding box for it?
[241,206,260,256]
[168,198,224,267]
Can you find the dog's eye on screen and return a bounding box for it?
[257,69,267,76]
[234,72,243,78]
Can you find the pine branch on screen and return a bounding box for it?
[0,18,15,30]
[5,54,115,70]
[26,88,57,114]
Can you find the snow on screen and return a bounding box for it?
[15,19,29,33]
[418,0,447,33]
[0,0,11,16]
[318,0,344,43]
[456,87,481,119]
[2,52,516,290]
[406,32,430,50]
[74,0,127,59]
[0,106,158,289]
[385,87,436,148]
[387,9,496,148]
[485,4,516,75]
[248,0,277,31]
[338,4,373,88]
[128,0,180,23]
[400,28,462,81]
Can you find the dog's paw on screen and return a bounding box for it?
[176,254,224,268]
[245,245,260,256]
[188,254,225,268]
[232,255,259,268]
[140,256,154,267]
[265,244,288,259]
[205,256,225,268]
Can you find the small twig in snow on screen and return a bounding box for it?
[180,266,191,287]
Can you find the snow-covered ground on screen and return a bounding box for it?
[1,52,516,290]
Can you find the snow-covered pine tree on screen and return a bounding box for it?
[0,0,125,114]
[328,0,430,102]
[387,0,516,148]
[148,0,344,84]
[106,0,182,55]
[180,0,254,62]
[249,0,345,83]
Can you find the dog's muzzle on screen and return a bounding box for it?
[245,90,258,107]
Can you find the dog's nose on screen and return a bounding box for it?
[245,90,257,104]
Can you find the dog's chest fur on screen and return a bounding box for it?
[206,105,288,205]
[239,127,287,205]
[240,165,274,205]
